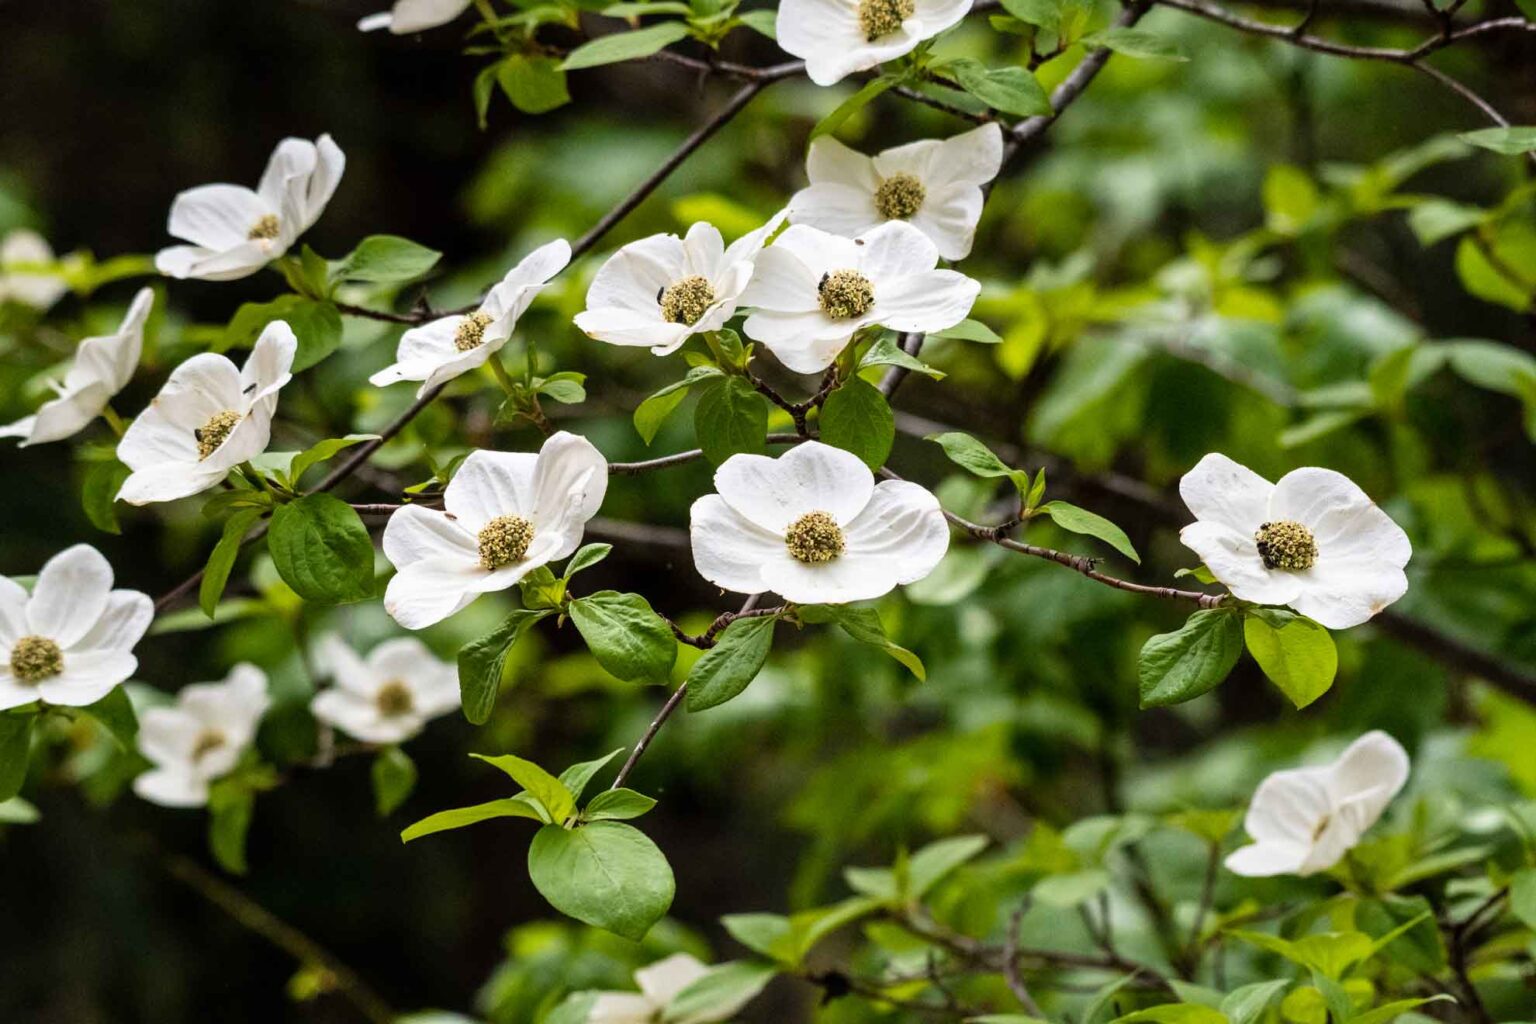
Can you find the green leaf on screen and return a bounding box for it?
[721,914,793,960]
[472,752,576,823]
[1138,609,1243,708]
[267,494,376,605]
[83,686,138,750]
[1455,234,1534,312]
[535,371,587,405]
[1083,26,1188,60]
[946,59,1051,117]
[662,961,776,1023]
[457,608,552,724]
[694,376,768,465]
[802,604,924,680]
[1220,980,1291,1024]
[526,820,675,940]
[1230,930,1373,980]
[80,459,130,534]
[584,787,657,821]
[632,366,724,444]
[559,748,625,801]
[929,318,1002,344]
[288,434,380,486]
[1033,868,1110,907]
[222,296,342,372]
[1243,611,1338,709]
[926,431,1030,492]
[1348,996,1455,1024]
[818,377,893,469]
[331,235,442,284]
[0,712,34,802]
[568,591,678,683]
[736,8,776,37]
[200,507,264,618]
[685,614,777,712]
[1263,164,1320,235]
[1110,1007,1226,1024]
[372,746,417,817]
[561,22,692,70]
[996,0,1062,30]
[859,334,946,377]
[564,543,611,579]
[1458,126,1536,155]
[1039,501,1140,563]
[0,797,39,825]
[908,834,988,899]
[208,778,255,875]
[498,54,570,114]
[810,77,896,140]
[1510,867,1536,929]
[1407,199,1486,246]
[400,797,546,842]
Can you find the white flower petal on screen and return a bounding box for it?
[28,544,113,647]
[382,0,474,33]
[167,184,272,251]
[1289,562,1408,629]
[37,649,136,707]
[807,136,882,191]
[444,451,541,532]
[71,590,153,656]
[138,706,202,767]
[909,183,985,260]
[689,494,784,595]
[1178,521,1302,606]
[116,464,227,505]
[0,229,67,310]
[635,954,710,1006]
[714,441,873,533]
[382,505,478,570]
[588,993,658,1024]
[482,237,571,324]
[0,577,29,646]
[842,480,949,584]
[1241,765,1333,845]
[761,552,901,604]
[313,688,409,744]
[856,220,940,280]
[1224,841,1310,877]
[1325,730,1409,821]
[383,560,488,630]
[1180,453,1274,534]
[870,270,978,332]
[134,767,211,808]
[574,307,692,354]
[19,386,109,446]
[530,431,609,535]
[0,673,38,712]
[787,183,882,239]
[318,634,378,696]
[241,320,298,407]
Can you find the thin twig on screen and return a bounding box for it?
[1004,901,1046,1017]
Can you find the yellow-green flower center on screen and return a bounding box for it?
[874,172,926,220]
[1255,520,1318,571]
[10,635,63,683]
[247,214,281,241]
[658,275,716,326]
[195,409,242,461]
[478,514,535,570]
[817,269,875,320]
[191,730,227,762]
[375,680,415,717]
[785,511,845,564]
[454,311,495,352]
[858,0,914,39]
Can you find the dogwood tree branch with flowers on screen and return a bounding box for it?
[3,0,1536,1019]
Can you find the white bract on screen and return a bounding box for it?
[691,441,948,604]
[739,221,979,373]
[0,229,68,310]
[382,431,609,629]
[574,216,783,357]
[1178,453,1412,629]
[155,134,344,281]
[788,124,1003,260]
[0,544,152,711]
[133,664,271,808]
[311,635,459,744]
[0,287,153,446]
[778,0,973,86]
[116,320,297,505]
[370,239,571,396]
[1226,730,1409,877]
[587,953,745,1024]
[358,0,472,32]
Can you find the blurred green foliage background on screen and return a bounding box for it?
[1,0,1534,1021]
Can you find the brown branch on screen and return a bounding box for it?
[1003,901,1046,1017]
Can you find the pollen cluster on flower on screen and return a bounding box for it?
[247,214,281,241]
[1255,519,1318,571]
[194,409,242,461]
[785,510,845,564]
[10,634,63,683]
[191,730,227,762]
[454,311,495,352]
[817,269,875,320]
[376,680,415,717]
[478,514,535,570]
[874,172,926,220]
[857,0,915,40]
[658,275,716,326]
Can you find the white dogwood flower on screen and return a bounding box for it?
[0,229,68,310]
[358,0,472,32]
[691,441,948,604]
[778,0,972,85]
[155,134,345,281]
[0,287,153,447]
[116,320,297,505]
[133,664,271,808]
[0,545,152,711]
[370,239,571,397]
[383,431,608,629]
[1178,453,1411,630]
[1226,730,1409,877]
[311,635,459,744]
[574,215,784,357]
[739,221,979,374]
[788,124,1003,260]
[588,953,748,1024]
